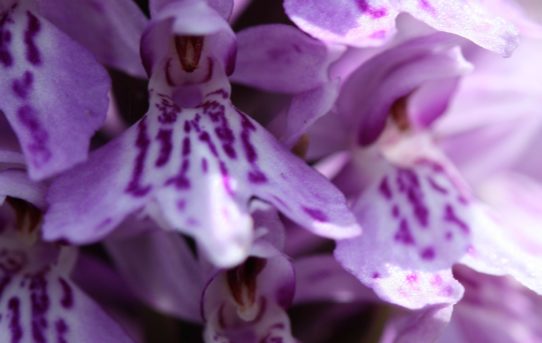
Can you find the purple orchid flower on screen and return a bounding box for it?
[42,0,360,268]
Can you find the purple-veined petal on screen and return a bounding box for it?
[284,0,518,55]
[381,304,453,343]
[0,2,110,180]
[337,33,472,146]
[202,254,297,343]
[459,174,542,295]
[44,66,360,267]
[232,24,340,94]
[335,149,470,308]
[0,229,134,343]
[35,0,148,77]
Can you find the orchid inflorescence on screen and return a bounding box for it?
[0,0,541,342]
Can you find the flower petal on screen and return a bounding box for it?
[284,0,518,55]
[0,3,110,179]
[35,0,148,77]
[44,75,360,267]
[335,153,470,308]
[232,24,339,94]
[337,33,472,146]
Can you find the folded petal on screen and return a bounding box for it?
[0,3,110,179]
[337,33,472,146]
[232,24,339,94]
[36,0,148,77]
[284,0,518,55]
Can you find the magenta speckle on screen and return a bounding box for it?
[303,207,328,222]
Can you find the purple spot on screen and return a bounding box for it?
[166,159,190,189]
[369,30,387,40]
[248,170,267,184]
[427,176,448,194]
[58,277,73,309]
[239,113,257,163]
[29,272,49,343]
[17,105,51,167]
[420,247,435,260]
[445,231,453,241]
[396,168,429,227]
[355,0,388,18]
[125,119,152,197]
[198,131,218,157]
[8,297,22,343]
[56,319,68,343]
[419,0,436,14]
[394,219,415,245]
[391,205,400,218]
[303,207,328,222]
[378,177,392,200]
[156,94,179,124]
[24,11,41,65]
[0,10,14,67]
[177,199,186,210]
[201,158,208,173]
[182,137,191,157]
[12,71,33,98]
[155,129,173,167]
[183,120,191,133]
[219,161,234,196]
[372,272,380,279]
[406,273,418,283]
[443,204,469,234]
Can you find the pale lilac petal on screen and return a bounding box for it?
[0,168,45,208]
[232,24,339,94]
[106,228,205,322]
[270,81,340,147]
[381,304,453,343]
[0,3,110,180]
[335,154,470,308]
[294,255,377,304]
[460,174,542,295]
[44,76,360,267]
[36,0,148,77]
[284,0,518,55]
[338,33,472,146]
[150,0,233,19]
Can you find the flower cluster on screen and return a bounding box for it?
[1,0,542,342]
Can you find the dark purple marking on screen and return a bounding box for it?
[396,168,429,227]
[125,119,152,197]
[0,9,14,67]
[183,120,191,133]
[445,231,453,241]
[443,204,469,234]
[394,219,415,245]
[372,272,380,279]
[156,94,180,124]
[239,112,257,163]
[8,297,22,343]
[17,105,51,166]
[55,319,68,343]
[427,176,448,194]
[29,272,50,343]
[166,159,190,189]
[155,129,173,167]
[248,170,267,184]
[201,158,208,173]
[176,199,186,210]
[58,277,73,309]
[199,100,237,159]
[219,161,234,196]
[24,11,41,66]
[378,177,392,200]
[12,71,33,98]
[303,207,328,222]
[198,131,218,157]
[391,205,400,218]
[419,0,436,14]
[420,247,435,260]
[206,88,229,99]
[182,137,191,157]
[355,0,388,18]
